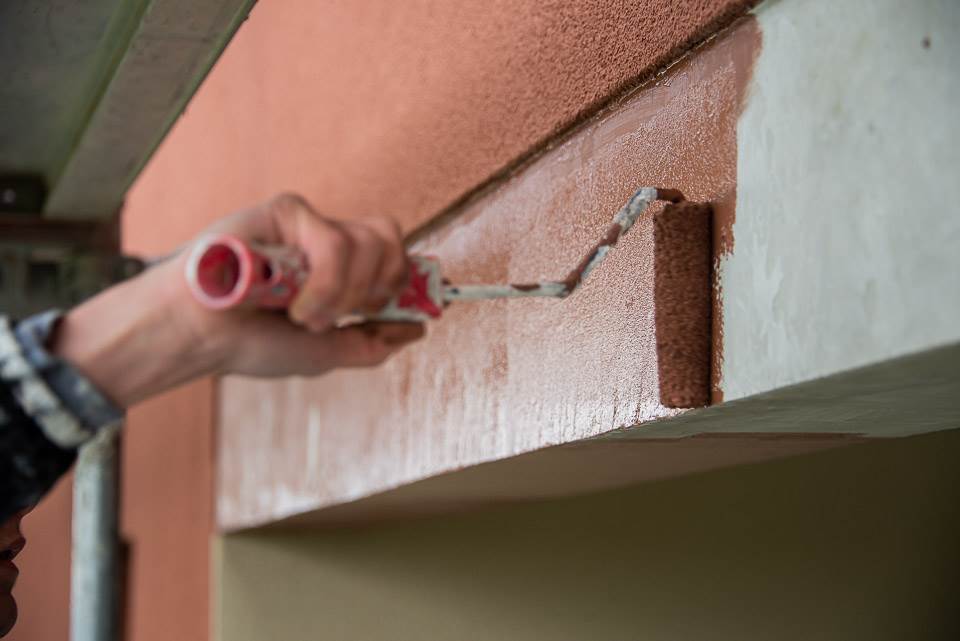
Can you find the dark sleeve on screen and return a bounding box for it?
[0,312,123,522]
[0,379,76,519]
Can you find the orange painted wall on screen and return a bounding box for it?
[217,19,760,529]
[10,385,213,641]
[127,0,754,234]
[118,143,221,641]
[119,381,214,641]
[7,475,71,641]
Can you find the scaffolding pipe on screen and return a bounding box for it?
[70,424,121,641]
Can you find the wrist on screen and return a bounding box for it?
[156,251,232,375]
[52,253,223,407]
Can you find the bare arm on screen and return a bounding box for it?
[1,193,423,521]
[53,193,423,407]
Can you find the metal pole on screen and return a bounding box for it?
[70,423,121,641]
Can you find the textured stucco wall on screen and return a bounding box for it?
[721,0,960,399]
[125,0,755,234]
[216,19,758,530]
[216,430,960,641]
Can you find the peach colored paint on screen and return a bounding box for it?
[107,124,220,641]
[125,0,755,236]
[119,382,214,641]
[11,386,215,641]
[6,475,71,641]
[217,20,761,531]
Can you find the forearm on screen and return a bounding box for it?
[0,254,221,521]
[1,193,422,522]
[51,254,220,408]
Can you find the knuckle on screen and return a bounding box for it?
[318,247,350,280]
[365,215,403,240]
[324,225,354,259]
[351,224,380,248]
[271,192,310,212]
[304,253,349,306]
[376,213,402,231]
[390,220,404,240]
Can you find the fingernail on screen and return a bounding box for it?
[290,295,315,323]
[292,294,334,329]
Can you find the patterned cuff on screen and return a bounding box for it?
[0,311,123,448]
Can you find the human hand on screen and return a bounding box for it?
[54,193,424,407]
[176,192,424,377]
[199,193,413,328]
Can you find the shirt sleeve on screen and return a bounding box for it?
[0,312,123,521]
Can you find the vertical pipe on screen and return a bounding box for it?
[70,424,121,641]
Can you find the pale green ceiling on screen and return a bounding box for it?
[0,0,145,180]
[0,0,256,218]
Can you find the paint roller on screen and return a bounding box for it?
[187,185,714,407]
[185,186,706,324]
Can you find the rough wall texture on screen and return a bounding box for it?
[217,20,759,530]
[126,0,755,233]
[722,0,960,399]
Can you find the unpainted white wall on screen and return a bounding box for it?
[723,0,960,400]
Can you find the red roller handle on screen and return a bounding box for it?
[185,234,444,321]
[186,235,306,310]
